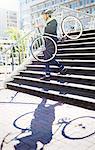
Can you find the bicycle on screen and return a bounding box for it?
[32,15,83,63]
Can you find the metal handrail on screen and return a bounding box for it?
[53,4,95,32]
[60,4,95,18]
[1,30,33,55]
[0,28,39,89]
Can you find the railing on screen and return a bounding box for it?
[53,5,95,35]
[0,29,40,89]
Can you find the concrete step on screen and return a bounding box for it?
[18,71,95,86]
[82,28,95,34]
[58,59,95,67]
[39,53,95,60]
[31,58,95,65]
[58,41,95,48]
[23,64,95,76]
[58,36,95,44]
[59,29,95,43]
[9,76,95,99]
[81,32,95,38]
[6,82,95,110]
[55,53,95,59]
[57,47,95,54]
[20,66,95,77]
[31,59,95,67]
[65,66,95,76]
[25,64,59,72]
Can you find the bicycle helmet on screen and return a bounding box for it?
[41,9,55,15]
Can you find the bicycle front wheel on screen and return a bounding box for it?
[32,35,57,62]
[61,16,83,40]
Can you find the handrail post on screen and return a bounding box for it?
[5,52,7,79]
[90,16,95,29]
[11,47,14,71]
[18,50,21,65]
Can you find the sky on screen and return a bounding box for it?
[0,0,19,11]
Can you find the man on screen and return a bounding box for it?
[40,9,67,79]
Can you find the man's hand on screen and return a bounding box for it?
[34,24,43,28]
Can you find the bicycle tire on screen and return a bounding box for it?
[32,35,57,62]
[62,116,95,140]
[13,111,34,131]
[61,16,83,40]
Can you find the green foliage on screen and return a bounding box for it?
[6,27,27,63]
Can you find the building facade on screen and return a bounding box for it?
[0,9,17,38]
[19,0,95,32]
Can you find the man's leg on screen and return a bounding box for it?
[51,58,67,74]
[51,58,64,69]
[40,62,50,80]
[42,57,66,78]
[45,62,50,76]
[41,39,52,77]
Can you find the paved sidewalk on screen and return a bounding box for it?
[0,89,95,150]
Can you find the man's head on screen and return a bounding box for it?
[41,10,54,21]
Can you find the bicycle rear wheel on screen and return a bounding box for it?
[32,35,57,62]
[61,16,83,40]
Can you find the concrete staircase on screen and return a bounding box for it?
[6,29,95,110]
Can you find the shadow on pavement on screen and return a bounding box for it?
[14,98,61,150]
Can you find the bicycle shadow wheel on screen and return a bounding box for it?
[13,111,34,131]
[62,116,95,140]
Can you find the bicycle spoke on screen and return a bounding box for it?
[45,41,54,48]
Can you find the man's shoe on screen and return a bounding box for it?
[58,67,67,75]
[60,68,67,74]
[40,74,51,80]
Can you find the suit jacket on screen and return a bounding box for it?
[44,18,58,42]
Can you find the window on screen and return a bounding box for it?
[79,0,83,6]
[91,0,94,2]
[52,0,55,5]
[69,2,78,9]
[87,0,90,4]
[92,7,95,13]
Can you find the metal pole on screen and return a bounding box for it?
[11,47,14,71]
